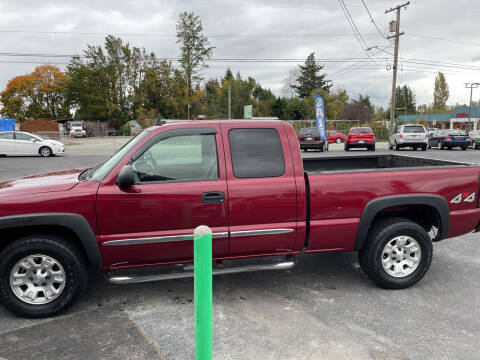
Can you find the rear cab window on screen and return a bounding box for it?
[228,128,285,178]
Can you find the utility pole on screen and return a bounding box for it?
[228,82,231,119]
[465,83,479,131]
[386,2,409,135]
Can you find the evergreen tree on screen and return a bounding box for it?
[292,52,332,98]
[353,94,374,121]
[223,68,233,82]
[394,85,416,115]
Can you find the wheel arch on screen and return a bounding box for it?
[0,213,101,268]
[354,194,449,250]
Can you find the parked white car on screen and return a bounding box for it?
[0,131,66,157]
[389,124,428,151]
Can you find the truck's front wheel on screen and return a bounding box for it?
[0,234,88,318]
[359,217,433,289]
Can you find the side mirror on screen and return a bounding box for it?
[115,165,135,188]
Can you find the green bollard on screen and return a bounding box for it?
[194,225,213,360]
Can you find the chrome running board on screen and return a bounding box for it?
[107,256,296,285]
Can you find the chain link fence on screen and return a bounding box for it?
[286,120,390,141]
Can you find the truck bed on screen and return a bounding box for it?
[303,154,473,173]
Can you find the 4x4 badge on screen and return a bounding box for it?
[450,192,476,204]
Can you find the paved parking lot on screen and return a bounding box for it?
[0,142,479,359]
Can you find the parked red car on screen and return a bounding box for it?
[327,130,345,144]
[1,120,480,318]
[345,127,376,151]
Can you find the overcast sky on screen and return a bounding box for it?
[1,0,479,109]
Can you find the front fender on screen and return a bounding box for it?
[0,213,101,268]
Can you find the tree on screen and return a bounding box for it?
[176,11,214,98]
[353,94,374,121]
[222,68,233,82]
[292,52,332,98]
[339,103,371,121]
[432,72,449,112]
[395,85,416,114]
[0,65,70,121]
[65,36,154,123]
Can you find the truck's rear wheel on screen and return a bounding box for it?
[359,217,432,289]
[0,234,88,318]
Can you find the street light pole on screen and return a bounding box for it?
[465,83,479,131]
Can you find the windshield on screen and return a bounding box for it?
[351,128,372,133]
[403,126,425,133]
[71,122,82,127]
[88,130,150,181]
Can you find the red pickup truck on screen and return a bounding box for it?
[1,120,480,318]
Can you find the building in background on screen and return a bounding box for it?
[397,106,480,131]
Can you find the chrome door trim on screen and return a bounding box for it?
[103,232,229,246]
[230,228,294,238]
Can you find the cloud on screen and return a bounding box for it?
[0,0,479,107]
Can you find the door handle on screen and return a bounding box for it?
[202,192,225,204]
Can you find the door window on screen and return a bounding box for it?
[229,128,285,178]
[132,134,218,183]
[15,133,35,141]
[0,132,14,139]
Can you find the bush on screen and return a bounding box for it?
[118,122,131,136]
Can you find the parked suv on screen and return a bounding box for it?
[298,128,328,151]
[469,130,480,149]
[389,124,428,151]
[345,127,375,151]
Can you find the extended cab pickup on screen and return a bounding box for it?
[1,120,480,318]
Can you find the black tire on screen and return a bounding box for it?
[39,146,52,157]
[461,146,467,151]
[395,142,400,151]
[371,145,375,151]
[0,234,88,318]
[422,145,427,151]
[413,146,418,151]
[358,217,433,289]
[439,141,444,150]
[344,145,349,151]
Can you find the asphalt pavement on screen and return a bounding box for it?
[0,141,479,360]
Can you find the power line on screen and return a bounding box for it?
[407,34,480,47]
[338,0,370,50]
[360,0,387,40]
[0,29,380,38]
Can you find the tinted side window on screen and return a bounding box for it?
[229,128,285,178]
[132,134,218,183]
[0,132,14,139]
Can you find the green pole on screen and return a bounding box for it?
[194,225,213,360]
